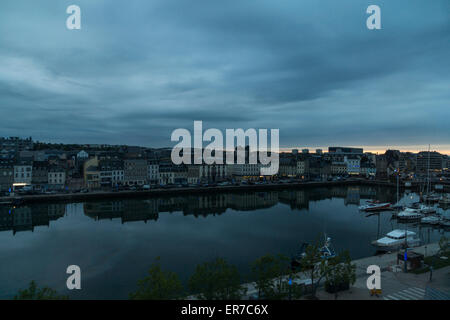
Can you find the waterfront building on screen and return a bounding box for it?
[230,163,261,181]
[48,166,66,190]
[364,152,377,165]
[66,176,84,191]
[147,160,160,184]
[124,159,148,186]
[32,161,49,191]
[14,160,33,185]
[99,160,124,187]
[158,163,187,185]
[159,163,175,185]
[344,155,360,175]
[199,163,229,182]
[171,165,188,185]
[0,160,14,192]
[416,151,443,172]
[376,154,388,178]
[360,162,376,177]
[331,162,347,176]
[279,158,297,177]
[295,154,309,178]
[187,165,200,185]
[444,155,449,171]
[296,159,308,177]
[397,152,416,173]
[308,156,331,180]
[83,157,100,189]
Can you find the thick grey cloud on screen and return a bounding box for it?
[0,0,449,151]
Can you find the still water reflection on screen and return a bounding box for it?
[0,186,448,299]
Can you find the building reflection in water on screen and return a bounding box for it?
[82,185,397,223]
[0,186,399,234]
[0,203,65,235]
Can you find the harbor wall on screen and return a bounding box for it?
[0,180,397,205]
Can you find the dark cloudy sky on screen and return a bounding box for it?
[0,0,449,153]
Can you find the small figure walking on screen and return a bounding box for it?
[429,266,433,282]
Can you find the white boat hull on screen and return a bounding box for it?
[371,239,421,252]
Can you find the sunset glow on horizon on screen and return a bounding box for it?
[282,145,450,155]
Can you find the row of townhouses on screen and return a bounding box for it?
[0,137,448,192]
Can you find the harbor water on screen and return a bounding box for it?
[0,185,448,299]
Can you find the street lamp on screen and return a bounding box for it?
[404,228,408,273]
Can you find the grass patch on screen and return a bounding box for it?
[412,251,450,274]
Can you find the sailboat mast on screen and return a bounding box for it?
[397,167,399,204]
[427,145,430,198]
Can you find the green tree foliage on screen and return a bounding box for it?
[323,250,356,299]
[251,254,295,299]
[129,258,184,300]
[439,236,449,254]
[14,281,68,300]
[298,241,324,298]
[188,258,247,300]
[299,240,356,299]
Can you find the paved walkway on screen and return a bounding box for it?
[315,243,450,300]
[187,242,448,300]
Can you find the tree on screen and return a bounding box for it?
[298,240,356,299]
[439,236,449,254]
[14,281,68,300]
[129,258,184,300]
[323,251,356,299]
[188,258,246,300]
[251,254,293,299]
[298,241,324,299]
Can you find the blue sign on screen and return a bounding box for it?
[404,251,407,261]
[288,278,292,286]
